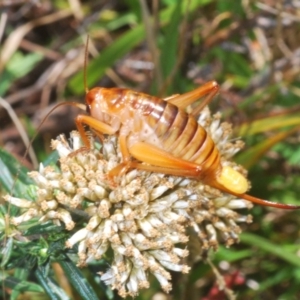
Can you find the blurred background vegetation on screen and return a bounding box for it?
[1,0,300,299]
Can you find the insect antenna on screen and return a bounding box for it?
[84,35,90,94]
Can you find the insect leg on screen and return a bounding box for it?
[108,135,133,177]
[75,115,116,148]
[128,141,202,178]
[163,94,180,101]
[166,81,219,116]
[129,143,300,210]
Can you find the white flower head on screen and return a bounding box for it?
[4,107,252,297]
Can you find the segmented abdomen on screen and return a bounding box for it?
[128,91,221,174]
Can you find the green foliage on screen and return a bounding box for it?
[0,148,33,198]
[0,52,43,96]
[69,0,212,95]
[0,148,107,299]
[1,0,300,299]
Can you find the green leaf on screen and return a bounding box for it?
[68,0,212,95]
[236,112,300,137]
[69,23,145,94]
[58,255,99,300]
[42,150,60,167]
[258,267,294,292]
[236,125,300,168]
[35,267,70,300]
[11,281,45,300]
[273,141,300,166]
[0,148,32,197]
[214,246,252,262]
[160,1,182,79]
[1,272,45,300]
[1,237,14,267]
[0,52,43,96]
[23,221,63,236]
[100,12,138,31]
[240,233,300,268]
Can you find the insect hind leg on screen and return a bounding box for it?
[128,142,203,178]
[166,81,219,117]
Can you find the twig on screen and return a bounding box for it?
[207,258,236,300]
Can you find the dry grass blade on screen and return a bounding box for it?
[0,97,38,168]
[68,0,84,21]
[0,12,8,44]
[20,39,62,61]
[5,48,82,108]
[0,9,72,72]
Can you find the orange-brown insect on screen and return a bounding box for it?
[74,79,298,210]
[12,39,298,211]
[62,38,298,210]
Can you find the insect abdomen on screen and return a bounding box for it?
[142,97,221,175]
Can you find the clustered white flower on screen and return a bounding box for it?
[4,107,252,297]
